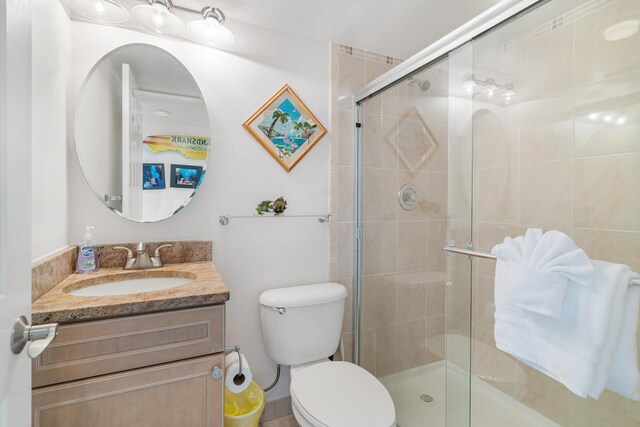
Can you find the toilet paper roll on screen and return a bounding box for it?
[225,351,253,393]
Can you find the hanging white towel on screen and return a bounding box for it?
[492,229,593,319]
[493,259,633,398]
[601,281,640,400]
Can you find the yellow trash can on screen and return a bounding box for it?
[224,381,265,427]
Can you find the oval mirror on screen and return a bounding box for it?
[74,44,211,222]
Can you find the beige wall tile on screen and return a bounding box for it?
[397,221,427,272]
[336,166,354,222]
[477,167,518,224]
[362,167,397,222]
[338,110,355,167]
[519,160,572,227]
[362,273,397,329]
[380,85,399,118]
[363,113,397,169]
[426,280,445,318]
[426,220,447,271]
[426,172,448,221]
[366,60,393,85]
[571,228,640,273]
[396,271,427,322]
[337,222,354,279]
[573,152,640,231]
[474,107,519,169]
[397,319,426,371]
[473,274,495,331]
[337,53,365,111]
[361,328,377,375]
[362,221,397,275]
[374,324,398,377]
[426,315,445,363]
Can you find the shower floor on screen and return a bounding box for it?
[380,361,559,427]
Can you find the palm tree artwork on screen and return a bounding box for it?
[267,109,290,139]
[243,85,327,172]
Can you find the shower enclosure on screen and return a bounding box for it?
[351,0,640,425]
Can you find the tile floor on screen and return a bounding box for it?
[259,414,297,427]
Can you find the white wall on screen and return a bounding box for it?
[68,22,330,399]
[31,0,70,260]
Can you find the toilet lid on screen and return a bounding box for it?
[290,362,395,427]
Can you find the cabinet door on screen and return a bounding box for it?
[33,354,224,427]
[33,305,225,387]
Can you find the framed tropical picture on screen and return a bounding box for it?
[142,163,165,190]
[170,164,203,189]
[243,84,327,172]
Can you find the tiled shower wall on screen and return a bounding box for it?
[328,44,403,363]
[329,44,450,375]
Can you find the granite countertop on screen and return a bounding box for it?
[32,262,229,324]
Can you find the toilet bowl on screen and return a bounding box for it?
[290,361,395,427]
[259,283,396,427]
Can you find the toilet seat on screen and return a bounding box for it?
[290,361,395,427]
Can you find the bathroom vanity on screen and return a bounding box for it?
[30,246,229,427]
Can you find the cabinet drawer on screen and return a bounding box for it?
[33,305,224,388]
[33,353,224,427]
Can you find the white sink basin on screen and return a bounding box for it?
[69,277,193,297]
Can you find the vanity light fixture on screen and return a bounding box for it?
[188,7,235,46]
[133,0,185,35]
[71,0,130,24]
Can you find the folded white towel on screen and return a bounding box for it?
[601,280,640,400]
[492,229,593,318]
[494,255,638,399]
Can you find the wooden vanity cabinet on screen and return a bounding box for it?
[32,305,225,427]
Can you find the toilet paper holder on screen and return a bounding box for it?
[225,345,245,382]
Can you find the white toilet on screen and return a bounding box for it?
[259,283,396,427]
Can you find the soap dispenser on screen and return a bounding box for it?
[76,226,99,273]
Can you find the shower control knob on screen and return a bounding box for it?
[398,183,419,211]
[211,366,223,379]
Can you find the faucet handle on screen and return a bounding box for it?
[153,244,173,257]
[113,246,133,257]
[151,244,172,268]
[113,246,135,270]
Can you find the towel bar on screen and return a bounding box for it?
[442,246,640,287]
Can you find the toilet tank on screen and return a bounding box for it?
[259,283,347,366]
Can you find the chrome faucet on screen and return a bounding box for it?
[113,242,172,270]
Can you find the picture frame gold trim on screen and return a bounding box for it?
[243,84,327,172]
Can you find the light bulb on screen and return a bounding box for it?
[71,0,129,23]
[132,2,184,35]
[588,112,599,121]
[188,13,234,46]
[617,116,627,125]
[603,114,613,122]
[151,4,167,28]
[461,80,476,95]
[94,0,106,15]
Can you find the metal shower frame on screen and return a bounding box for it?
[351,0,547,365]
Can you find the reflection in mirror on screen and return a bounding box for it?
[75,44,210,222]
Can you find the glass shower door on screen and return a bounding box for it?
[444,41,474,427]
